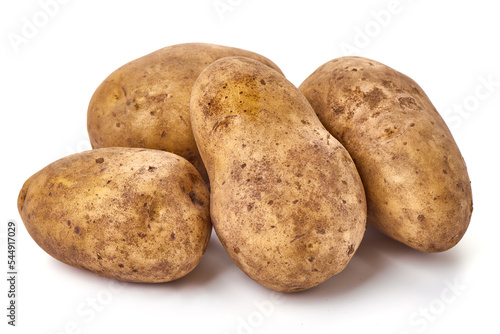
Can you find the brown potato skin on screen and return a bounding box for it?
[17,148,211,283]
[190,57,367,292]
[87,43,284,184]
[299,56,473,253]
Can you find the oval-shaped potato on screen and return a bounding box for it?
[190,57,367,292]
[17,148,211,283]
[87,43,284,184]
[299,56,473,252]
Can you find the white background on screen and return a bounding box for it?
[1,1,499,333]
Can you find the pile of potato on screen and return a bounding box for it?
[17,43,472,292]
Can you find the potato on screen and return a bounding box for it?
[190,57,367,292]
[17,148,211,283]
[299,56,473,252]
[87,43,284,184]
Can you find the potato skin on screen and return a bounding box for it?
[299,56,473,252]
[17,148,211,283]
[87,43,284,184]
[190,57,366,292]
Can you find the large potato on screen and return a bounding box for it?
[299,56,473,252]
[17,148,211,283]
[190,57,367,292]
[87,43,284,184]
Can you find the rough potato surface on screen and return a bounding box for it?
[87,43,284,184]
[18,148,211,282]
[191,57,366,292]
[300,56,473,252]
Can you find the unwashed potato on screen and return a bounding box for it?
[299,56,473,252]
[87,43,284,184]
[17,147,211,283]
[190,57,367,292]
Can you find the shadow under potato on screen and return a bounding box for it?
[169,224,465,295]
[47,225,464,294]
[287,225,465,300]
